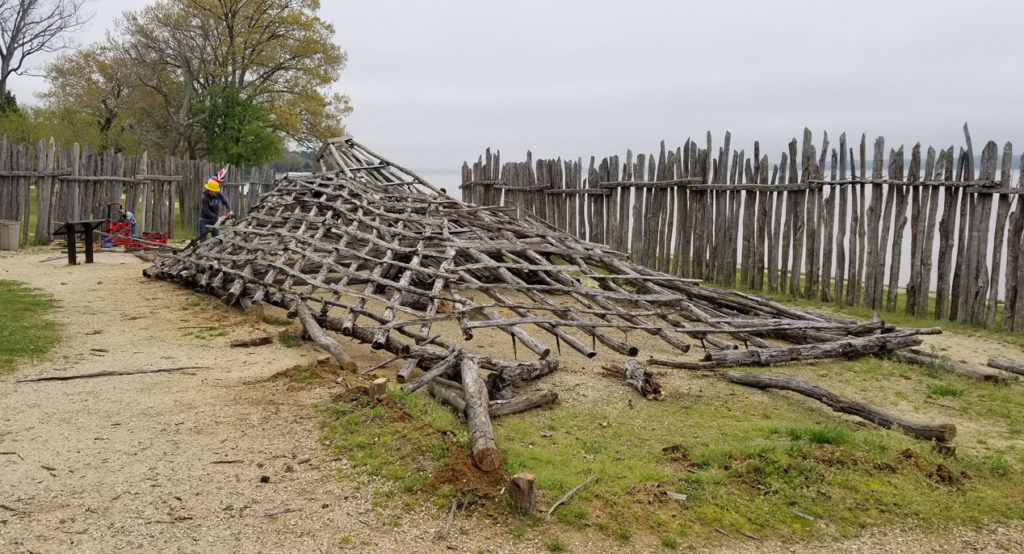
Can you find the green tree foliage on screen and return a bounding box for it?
[196,87,282,165]
[36,0,349,162]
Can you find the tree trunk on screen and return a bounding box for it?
[461,357,502,472]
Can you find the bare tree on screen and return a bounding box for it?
[0,0,90,104]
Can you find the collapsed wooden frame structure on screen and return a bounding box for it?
[145,136,966,469]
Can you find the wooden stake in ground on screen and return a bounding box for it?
[509,473,536,515]
[603,359,663,400]
[726,370,956,442]
[460,357,502,471]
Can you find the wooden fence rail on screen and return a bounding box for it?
[461,125,1024,331]
[0,135,276,245]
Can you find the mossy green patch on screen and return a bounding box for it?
[0,280,59,372]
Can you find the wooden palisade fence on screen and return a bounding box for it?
[462,125,1024,331]
[0,135,276,245]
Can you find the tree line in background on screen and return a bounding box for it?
[0,0,347,168]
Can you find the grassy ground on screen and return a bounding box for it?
[0,279,60,373]
[317,348,1024,548]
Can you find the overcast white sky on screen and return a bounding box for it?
[8,0,1024,183]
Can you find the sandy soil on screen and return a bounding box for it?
[1,250,1022,553]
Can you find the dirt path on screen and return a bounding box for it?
[1,251,1022,553]
[0,251,516,553]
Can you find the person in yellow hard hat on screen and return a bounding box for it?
[199,178,233,242]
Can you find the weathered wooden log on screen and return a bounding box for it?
[294,303,357,372]
[987,357,1024,377]
[461,357,502,472]
[509,473,536,515]
[403,348,462,393]
[726,371,956,442]
[603,359,663,400]
[489,390,559,417]
[889,349,1013,383]
[429,384,557,418]
[229,335,273,347]
[647,357,718,371]
[704,331,926,368]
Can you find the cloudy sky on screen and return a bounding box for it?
[9,1,1024,186]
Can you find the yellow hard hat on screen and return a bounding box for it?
[205,179,220,192]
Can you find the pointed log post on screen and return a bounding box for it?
[461,357,502,472]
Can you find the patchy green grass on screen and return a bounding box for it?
[279,330,302,348]
[929,383,964,398]
[320,386,466,496]
[492,354,1024,542]
[0,280,60,372]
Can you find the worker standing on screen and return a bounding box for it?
[199,167,234,242]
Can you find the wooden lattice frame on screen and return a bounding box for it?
[146,136,925,391]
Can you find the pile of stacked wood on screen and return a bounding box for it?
[145,136,1001,472]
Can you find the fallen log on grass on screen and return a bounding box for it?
[726,370,957,442]
[602,359,663,400]
[987,357,1024,377]
[461,357,502,471]
[890,349,1013,383]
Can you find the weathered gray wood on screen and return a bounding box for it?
[936,147,959,320]
[987,143,1014,328]
[726,371,956,442]
[891,349,1013,384]
[835,133,849,305]
[887,147,908,312]
[987,357,1024,376]
[1004,153,1024,331]
[704,330,928,367]
[509,474,536,515]
[461,357,502,472]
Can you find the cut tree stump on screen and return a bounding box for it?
[509,473,536,514]
[726,370,956,442]
[230,335,272,348]
[369,377,388,397]
[461,357,502,471]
